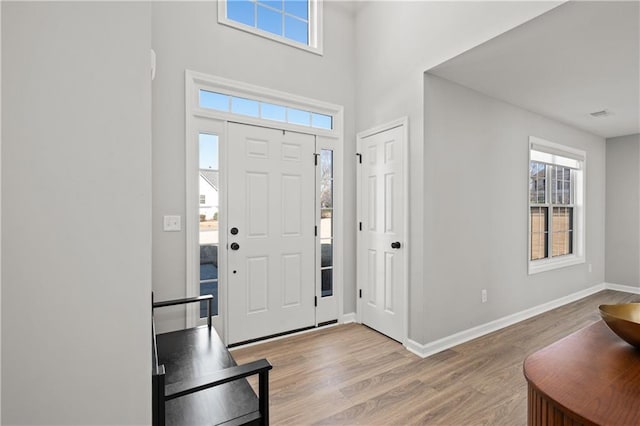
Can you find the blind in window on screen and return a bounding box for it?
[530,136,585,169]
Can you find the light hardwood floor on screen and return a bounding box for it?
[231,290,639,425]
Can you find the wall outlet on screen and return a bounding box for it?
[163,215,181,232]
[481,289,488,303]
[588,263,593,273]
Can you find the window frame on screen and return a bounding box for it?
[185,70,344,336]
[218,0,324,55]
[319,148,334,298]
[528,136,586,275]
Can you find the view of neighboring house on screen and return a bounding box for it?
[199,168,219,317]
[199,168,219,221]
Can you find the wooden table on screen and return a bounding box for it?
[524,320,640,425]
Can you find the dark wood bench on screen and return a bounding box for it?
[152,294,272,426]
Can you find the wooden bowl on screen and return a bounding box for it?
[599,303,640,348]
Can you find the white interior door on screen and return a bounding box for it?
[358,122,407,343]
[227,122,316,344]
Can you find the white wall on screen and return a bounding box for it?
[605,134,640,287]
[2,2,152,424]
[151,1,356,331]
[354,1,562,342]
[423,74,605,342]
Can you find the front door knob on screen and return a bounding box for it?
[230,242,240,250]
[391,241,401,249]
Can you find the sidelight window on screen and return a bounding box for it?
[320,149,333,297]
[199,133,220,317]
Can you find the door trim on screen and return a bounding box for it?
[185,70,345,343]
[356,117,409,345]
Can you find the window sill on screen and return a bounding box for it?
[217,16,323,56]
[528,255,585,275]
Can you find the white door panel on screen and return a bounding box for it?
[227,123,316,344]
[358,124,406,342]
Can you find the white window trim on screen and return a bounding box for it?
[189,71,340,137]
[185,70,344,341]
[218,0,323,56]
[528,136,586,275]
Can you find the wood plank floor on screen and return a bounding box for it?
[231,290,639,425]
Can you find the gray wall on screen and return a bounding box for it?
[0,2,3,418]
[2,2,152,424]
[151,1,356,332]
[423,74,606,343]
[354,1,561,343]
[605,134,640,287]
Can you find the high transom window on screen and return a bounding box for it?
[528,137,585,274]
[218,0,323,54]
[199,89,333,130]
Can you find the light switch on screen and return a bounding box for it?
[163,215,181,232]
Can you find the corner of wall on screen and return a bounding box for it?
[408,284,606,358]
[605,282,640,294]
[341,312,356,324]
[0,0,3,419]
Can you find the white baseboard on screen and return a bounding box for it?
[407,283,606,359]
[604,282,640,294]
[341,312,356,324]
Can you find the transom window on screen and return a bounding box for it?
[218,0,322,54]
[528,137,585,274]
[199,89,333,130]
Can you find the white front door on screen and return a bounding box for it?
[227,122,316,344]
[357,122,407,343]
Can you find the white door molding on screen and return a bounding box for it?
[185,70,344,343]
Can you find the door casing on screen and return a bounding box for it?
[185,71,345,344]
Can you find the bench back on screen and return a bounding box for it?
[151,293,214,426]
[151,294,166,426]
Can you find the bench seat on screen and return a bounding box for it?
[157,326,260,425]
[152,294,271,426]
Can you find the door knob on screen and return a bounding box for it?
[230,227,239,235]
[391,242,401,249]
[230,242,240,250]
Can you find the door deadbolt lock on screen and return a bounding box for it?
[230,227,239,235]
[230,242,240,250]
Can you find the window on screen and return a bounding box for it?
[528,137,585,274]
[199,89,333,130]
[199,133,220,317]
[219,0,323,54]
[320,149,333,297]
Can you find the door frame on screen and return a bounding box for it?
[356,117,409,345]
[185,70,345,343]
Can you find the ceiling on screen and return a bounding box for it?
[428,1,639,139]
